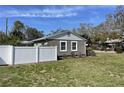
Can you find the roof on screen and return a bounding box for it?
[31,31,86,42]
[20,41,33,44]
[105,39,122,43]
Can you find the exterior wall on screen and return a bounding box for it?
[47,39,86,56]
[33,33,86,56]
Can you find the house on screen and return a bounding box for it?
[31,31,87,57]
[105,38,123,51]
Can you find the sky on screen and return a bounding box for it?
[0,5,117,34]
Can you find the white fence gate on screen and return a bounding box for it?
[0,45,57,65]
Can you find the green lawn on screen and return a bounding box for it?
[0,53,124,87]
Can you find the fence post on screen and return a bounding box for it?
[55,46,57,61]
[36,46,39,63]
[9,45,14,65]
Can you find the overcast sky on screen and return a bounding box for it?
[0,5,116,34]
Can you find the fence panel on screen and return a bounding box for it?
[0,46,10,65]
[14,47,37,64]
[39,46,57,62]
[0,46,57,65]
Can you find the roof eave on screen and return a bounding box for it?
[31,31,87,42]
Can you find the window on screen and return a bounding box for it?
[60,41,67,51]
[71,41,78,51]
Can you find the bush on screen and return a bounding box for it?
[115,45,123,53]
[87,47,92,51]
[63,54,68,58]
[91,44,98,50]
[100,43,107,51]
[86,47,96,56]
[71,52,76,57]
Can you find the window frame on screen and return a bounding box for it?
[60,41,67,52]
[71,41,78,51]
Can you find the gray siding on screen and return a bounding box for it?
[33,31,87,56]
[47,39,86,56]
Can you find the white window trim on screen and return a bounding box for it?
[71,41,78,51]
[60,41,67,52]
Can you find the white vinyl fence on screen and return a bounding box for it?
[0,45,57,65]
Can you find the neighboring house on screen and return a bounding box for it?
[105,38,123,50]
[31,31,87,56]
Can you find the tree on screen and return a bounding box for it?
[10,20,25,40]
[114,6,124,31]
[74,23,93,39]
[109,32,121,39]
[72,28,77,33]
[92,11,122,44]
[9,20,25,45]
[105,13,115,31]
[50,29,64,35]
[25,27,44,40]
[13,20,25,33]
[10,29,25,40]
[0,31,7,44]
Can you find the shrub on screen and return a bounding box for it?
[71,52,76,57]
[57,56,63,60]
[100,43,107,51]
[78,52,84,58]
[63,54,68,58]
[115,45,123,53]
[86,47,96,56]
[91,44,97,50]
[87,47,92,51]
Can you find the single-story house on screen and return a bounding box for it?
[31,31,87,57]
[105,38,123,50]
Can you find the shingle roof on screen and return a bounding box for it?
[105,39,122,43]
[31,30,86,42]
[21,41,33,44]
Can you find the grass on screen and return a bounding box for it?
[0,53,124,87]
